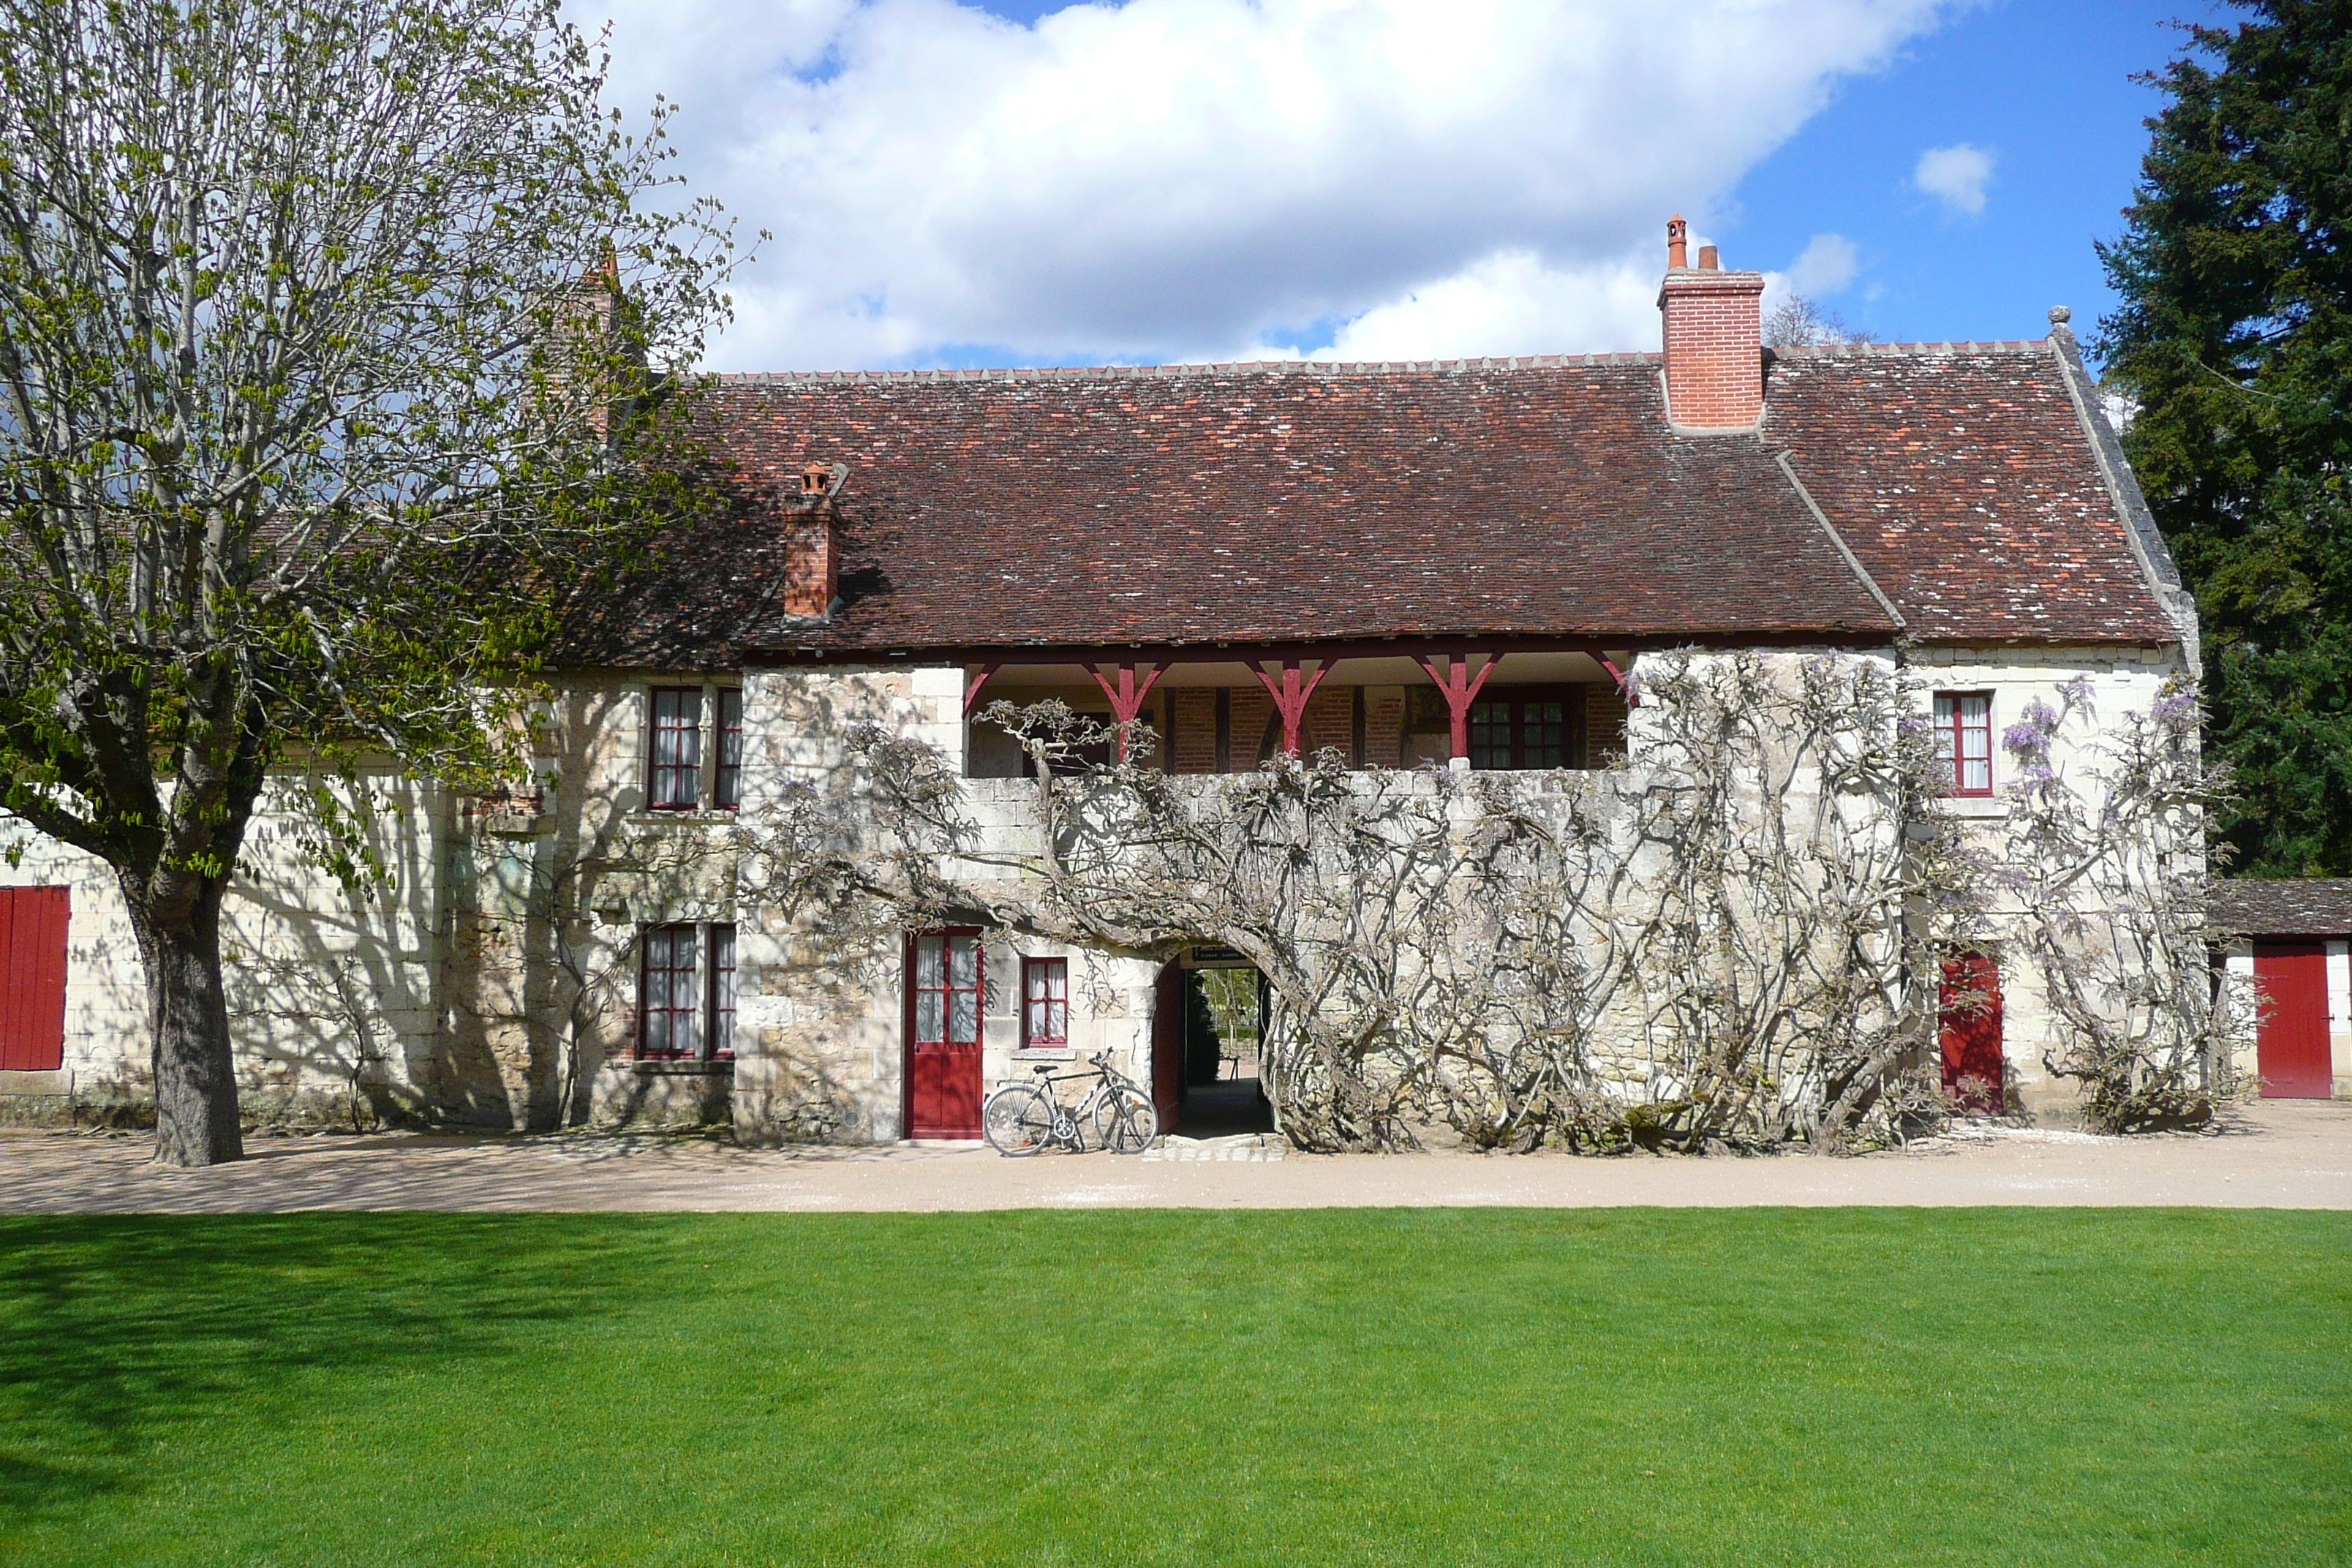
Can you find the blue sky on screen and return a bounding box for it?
[588,0,2236,372]
[1718,0,2220,355]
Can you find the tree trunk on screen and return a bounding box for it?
[127,875,244,1167]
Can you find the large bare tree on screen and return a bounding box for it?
[0,0,737,1164]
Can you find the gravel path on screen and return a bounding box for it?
[3,1099,2348,1213]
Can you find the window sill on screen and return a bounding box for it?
[628,1058,736,1076]
[625,808,741,826]
[1012,1047,1078,1062]
[1944,796,2009,820]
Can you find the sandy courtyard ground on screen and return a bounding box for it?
[2,1099,2348,1213]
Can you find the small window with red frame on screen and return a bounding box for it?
[640,923,699,1058]
[649,687,703,810]
[707,923,736,1060]
[713,688,743,810]
[1934,692,1994,796]
[1022,957,1068,1049]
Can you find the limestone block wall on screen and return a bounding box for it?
[0,769,450,1123]
[1898,644,2195,1115]
[445,669,750,1131]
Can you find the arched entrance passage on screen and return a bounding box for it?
[1155,946,1276,1138]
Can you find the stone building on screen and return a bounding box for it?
[0,225,2224,1137]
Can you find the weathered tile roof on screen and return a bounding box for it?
[1768,341,2182,646]
[582,337,2185,665]
[2208,879,2352,938]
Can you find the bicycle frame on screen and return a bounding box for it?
[1008,1052,1149,1153]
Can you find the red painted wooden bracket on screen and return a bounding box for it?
[1088,661,1166,761]
[963,662,1002,712]
[1415,652,1499,761]
[1592,652,1639,709]
[1251,658,1332,756]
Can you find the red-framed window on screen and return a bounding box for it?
[649,686,703,810]
[639,921,736,1061]
[1934,692,1994,796]
[1022,957,1068,1049]
[708,923,736,1060]
[911,930,984,1049]
[713,687,744,810]
[640,923,700,1058]
[1468,687,1580,771]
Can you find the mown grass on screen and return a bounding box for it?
[0,1209,2344,1566]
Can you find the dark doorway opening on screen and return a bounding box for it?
[1173,952,1275,1137]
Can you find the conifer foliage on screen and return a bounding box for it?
[2100,1,2352,875]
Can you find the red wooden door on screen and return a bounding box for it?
[2253,942,2332,1098]
[906,930,983,1137]
[1939,951,2004,1112]
[0,886,70,1073]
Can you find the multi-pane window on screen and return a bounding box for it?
[714,687,744,810]
[1467,689,1578,771]
[639,921,737,1062]
[1934,692,1994,796]
[640,924,700,1059]
[1022,957,1068,1049]
[911,930,983,1050]
[649,687,704,810]
[708,924,736,1060]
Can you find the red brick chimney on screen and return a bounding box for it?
[1656,216,1766,431]
[782,461,845,619]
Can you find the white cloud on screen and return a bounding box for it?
[1300,249,1664,361]
[1782,233,1861,297]
[1913,142,1994,218]
[583,0,1953,369]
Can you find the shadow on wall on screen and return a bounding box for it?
[221,682,652,1133]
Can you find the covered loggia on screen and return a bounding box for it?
[1149,947,1276,1137]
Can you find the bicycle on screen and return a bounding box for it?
[982,1049,1160,1156]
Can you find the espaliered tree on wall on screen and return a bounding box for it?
[0,0,739,1164]
[2000,679,2251,1131]
[755,653,2146,1154]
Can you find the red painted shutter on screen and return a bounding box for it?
[2253,943,2332,1098]
[1,887,69,1073]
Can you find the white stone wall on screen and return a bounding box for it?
[0,641,2205,1135]
[0,769,450,1120]
[1896,644,2194,1115]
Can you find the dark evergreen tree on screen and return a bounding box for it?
[2100,0,2352,875]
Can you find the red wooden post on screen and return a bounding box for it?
[963,662,1001,712]
[1249,659,1331,756]
[1088,662,1166,761]
[1593,653,1639,709]
[1414,653,1498,761]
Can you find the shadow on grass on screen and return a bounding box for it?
[0,1214,690,1526]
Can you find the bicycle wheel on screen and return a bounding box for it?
[1092,1085,1158,1155]
[983,1084,1055,1156]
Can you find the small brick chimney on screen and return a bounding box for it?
[1656,216,1766,431]
[782,460,846,619]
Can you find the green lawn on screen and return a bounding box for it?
[1,1210,2345,1566]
